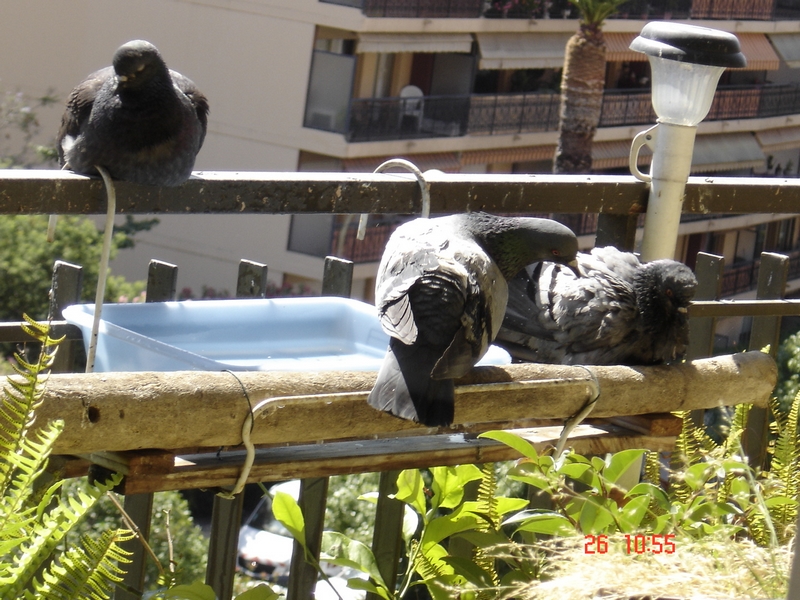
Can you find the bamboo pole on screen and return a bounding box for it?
[35,352,775,455]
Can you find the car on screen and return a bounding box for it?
[236,480,366,599]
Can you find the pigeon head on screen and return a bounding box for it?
[463,213,579,279]
[112,40,169,90]
[634,260,697,334]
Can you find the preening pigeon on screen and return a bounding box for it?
[368,212,579,427]
[56,40,208,372]
[497,246,698,366]
[57,39,208,185]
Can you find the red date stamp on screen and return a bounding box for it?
[584,533,676,554]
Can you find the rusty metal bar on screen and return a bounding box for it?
[3,170,800,216]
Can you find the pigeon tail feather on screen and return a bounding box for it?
[368,339,454,427]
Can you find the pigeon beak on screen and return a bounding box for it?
[117,74,128,82]
[677,306,688,314]
[567,259,581,276]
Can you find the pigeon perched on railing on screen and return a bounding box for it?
[55,40,208,372]
[57,39,208,185]
[368,212,579,427]
[497,246,698,366]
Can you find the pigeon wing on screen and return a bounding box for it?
[57,67,111,166]
[170,69,209,149]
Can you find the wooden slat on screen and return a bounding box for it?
[236,260,268,299]
[37,352,776,456]
[744,252,788,470]
[604,414,682,437]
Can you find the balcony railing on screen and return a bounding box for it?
[320,0,799,20]
[334,84,800,142]
[721,248,800,296]
[3,170,800,600]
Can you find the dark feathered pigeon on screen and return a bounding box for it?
[497,246,698,366]
[368,212,579,427]
[55,40,208,372]
[57,39,208,185]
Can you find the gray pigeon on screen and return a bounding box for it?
[368,212,579,427]
[55,40,208,372]
[57,39,208,185]
[497,246,698,366]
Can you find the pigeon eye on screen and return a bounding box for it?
[665,288,674,298]
[551,249,560,257]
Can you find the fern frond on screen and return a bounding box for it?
[476,464,500,531]
[726,403,751,455]
[0,315,59,500]
[0,473,123,597]
[0,420,64,557]
[671,412,704,501]
[27,528,134,600]
[412,539,448,580]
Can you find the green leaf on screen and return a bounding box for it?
[604,449,646,486]
[272,491,307,552]
[441,556,495,587]
[422,510,481,550]
[684,463,714,491]
[628,482,669,510]
[394,469,427,516]
[495,496,529,516]
[235,584,283,600]
[591,456,606,471]
[479,430,538,460]
[430,465,481,510]
[618,495,650,532]
[508,463,552,490]
[346,577,391,599]
[512,513,575,536]
[559,463,592,481]
[321,531,388,590]
[164,583,217,600]
[729,476,751,508]
[579,497,616,534]
[764,496,798,509]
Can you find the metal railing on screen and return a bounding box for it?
[3,170,800,599]
[337,83,800,142]
[320,0,798,20]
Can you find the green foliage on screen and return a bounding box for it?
[0,215,146,323]
[569,0,627,26]
[0,317,132,599]
[325,472,380,545]
[154,581,279,600]
[273,465,533,599]
[67,483,211,592]
[0,87,59,169]
[775,329,800,413]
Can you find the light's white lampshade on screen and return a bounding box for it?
[647,55,727,126]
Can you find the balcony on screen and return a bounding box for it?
[310,83,800,143]
[721,248,800,296]
[320,0,800,20]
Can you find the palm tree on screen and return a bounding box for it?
[554,0,626,174]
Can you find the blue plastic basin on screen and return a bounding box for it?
[63,297,510,373]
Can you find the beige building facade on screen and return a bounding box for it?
[1,1,800,336]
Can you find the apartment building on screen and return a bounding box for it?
[1,0,800,347]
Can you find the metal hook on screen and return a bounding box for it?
[357,158,431,241]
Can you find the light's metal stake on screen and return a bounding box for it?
[631,122,697,262]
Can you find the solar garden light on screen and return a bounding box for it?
[629,22,746,262]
